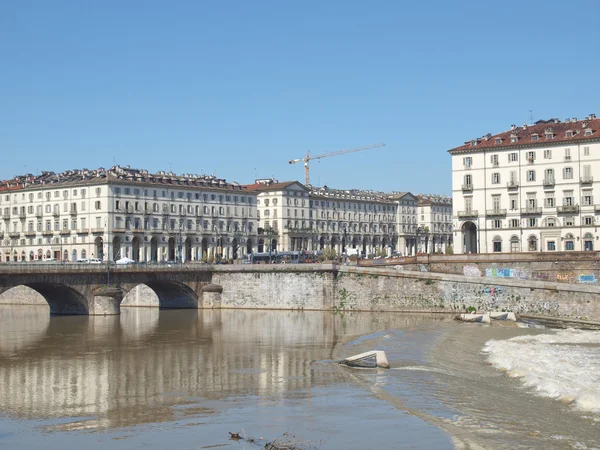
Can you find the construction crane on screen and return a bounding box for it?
[288,143,385,186]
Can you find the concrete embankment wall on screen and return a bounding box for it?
[360,252,600,285]
[211,265,600,321]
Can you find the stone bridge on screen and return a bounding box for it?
[0,265,217,315]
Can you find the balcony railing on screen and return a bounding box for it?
[457,210,478,218]
[520,207,542,215]
[113,228,126,233]
[91,228,104,234]
[60,229,71,235]
[8,232,20,238]
[506,181,519,189]
[69,207,77,215]
[132,228,145,233]
[52,210,60,217]
[543,178,555,187]
[35,211,43,218]
[486,209,507,217]
[18,212,26,219]
[2,213,10,220]
[461,184,473,191]
[41,230,54,236]
[76,229,89,234]
[557,205,579,214]
[581,176,594,185]
[24,231,36,237]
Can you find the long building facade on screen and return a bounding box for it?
[248,179,422,256]
[449,114,599,254]
[417,194,453,253]
[0,166,258,262]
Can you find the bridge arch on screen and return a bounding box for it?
[121,281,199,309]
[0,283,89,315]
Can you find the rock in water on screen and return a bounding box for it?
[490,311,517,321]
[455,313,491,324]
[342,350,390,369]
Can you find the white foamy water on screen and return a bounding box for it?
[483,329,600,415]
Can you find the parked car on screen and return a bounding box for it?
[89,258,102,264]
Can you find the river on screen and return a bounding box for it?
[0,306,598,449]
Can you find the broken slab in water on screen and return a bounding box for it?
[455,313,491,324]
[490,311,517,321]
[341,350,390,369]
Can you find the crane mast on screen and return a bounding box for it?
[288,143,385,185]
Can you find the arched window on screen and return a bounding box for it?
[510,236,520,253]
[72,249,77,262]
[493,236,502,252]
[528,235,537,252]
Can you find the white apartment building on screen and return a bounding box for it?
[0,166,258,262]
[249,180,426,256]
[417,194,453,253]
[389,192,419,255]
[249,180,402,256]
[449,114,599,254]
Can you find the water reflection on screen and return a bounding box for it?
[0,307,446,429]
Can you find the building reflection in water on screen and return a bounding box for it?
[0,306,446,429]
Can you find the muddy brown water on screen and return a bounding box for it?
[0,306,598,449]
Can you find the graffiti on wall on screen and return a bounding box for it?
[485,268,529,279]
[577,274,597,284]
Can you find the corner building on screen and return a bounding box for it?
[449,114,600,254]
[0,166,258,262]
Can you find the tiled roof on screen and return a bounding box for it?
[417,194,452,206]
[243,181,305,192]
[448,114,599,154]
[0,166,246,192]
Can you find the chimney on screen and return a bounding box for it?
[589,113,596,119]
[511,124,516,130]
[523,123,528,130]
[572,117,577,122]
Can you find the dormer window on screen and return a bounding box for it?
[545,133,553,140]
[566,131,573,138]
[511,137,518,143]
[495,138,502,144]
[585,129,593,136]
[531,134,539,141]
[470,140,477,147]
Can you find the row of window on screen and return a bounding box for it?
[491,234,594,253]
[488,216,596,229]
[0,188,101,204]
[463,146,592,168]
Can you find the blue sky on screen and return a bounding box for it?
[1,1,599,195]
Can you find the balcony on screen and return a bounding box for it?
[461,184,473,192]
[69,207,77,215]
[24,231,36,237]
[457,210,478,219]
[91,228,104,234]
[486,209,507,217]
[520,207,542,215]
[41,230,54,236]
[132,228,145,233]
[76,229,89,234]
[36,211,43,218]
[581,176,594,185]
[8,232,20,239]
[113,228,126,233]
[528,158,535,164]
[18,212,26,219]
[52,210,60,217]
[2,212,10,220]
[60,229,71,235]
[557,205,579,214]
[506,181,519,189]
[543,178,555,188]
[595,205,600,214]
